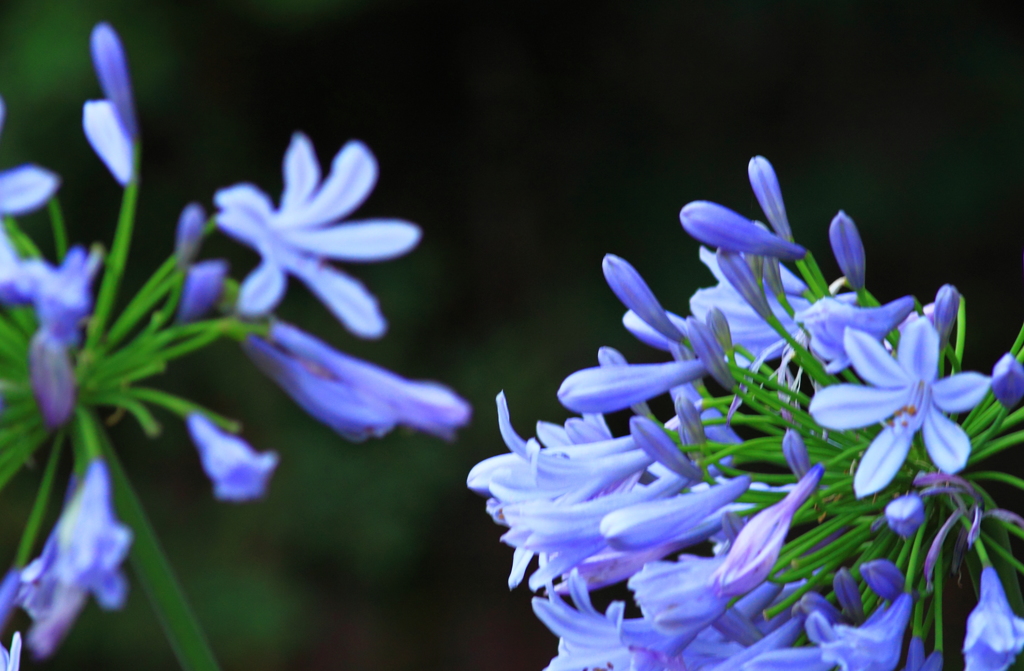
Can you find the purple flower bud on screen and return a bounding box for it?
[860,559,905,601]
[748,156,792,240]
[186,414,279,502]
[629,415,701,481]
[558,359,706,414]
[602,254,683,342]
[828,211,866,290]
[706,307,732,351]
[711,463,824,597]
[885,493,925,538]
[782,429,809,479]
[716,249,774,322]
[964,566,1024,671]
[675,395,706,445]
[174,202,206,269]
[762,257,785,301]
[933,284,960,348]
[89,23,137,140]
[29,332,76,429]
[679,201,807,261]
[794,592,844,624]
[176,259,228,323]
[993,353,1024,409]
[687,317,733,390]
[834,567,865,623]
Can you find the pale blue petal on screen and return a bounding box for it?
[809,384,910,430]
[90,23,137,139]
[8,632,20,671]
[279,139,377,228]
[82,100,132,186]
[931,372,991,413]
[237,260,286,317]
[922,407,971,474]
[279,219,421,262]
[186,413,279,502]
[288,258,386,339]
[853,426,914,498]
[558,360,707,414]
[0,165,60,216]
[279,132,321,211]
[214,184,276,249]
[844,328,909,388]
[898,317,939,382]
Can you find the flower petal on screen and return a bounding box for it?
[844,327,909,388]
[279,140,377,228]
[931,372,991,413]
[0,165,60,217]
[237,260,286,317]
[898,317,939,382]
[809,384,910,430]
[853,425,913,498]
[289,258,386,339]
[922,407,971,473]
[557,360,707,414]
[279,219,421,262]
[280,132,321,211]
[82,100,132,186]
[214,183,275,249]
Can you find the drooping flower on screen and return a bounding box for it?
[795,296,914,373]
[83,23,137,186]
[805,593,913,671]
[0,96,60,216]
[215,133,421,337]
[244,322,470,441]
[963,566,1024,671]
[809,318,990,497]
[186,414,279,502]
[18,461,132,658]
[885,493,925,538]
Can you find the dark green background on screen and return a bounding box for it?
[1,0,1023,668]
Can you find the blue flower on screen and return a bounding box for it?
[679,201,806,261]
[809,318,990,497]
[992,353,1024,409]
[796,296,914,373]
[557,358,706,414]
[0,97,60,216]
[805,593,913,671]
[963,566,1024,671]
[243,322,470,441]
[83,24,137,186]
[176,259,227,324]
[186,414,279,502]
[859,559,905,602]
[18,461,132,659]
[885,493,925,538]
[628,555,729,634]
[747,156,792,240]
[828,212,866,290]
[215,134,421,338]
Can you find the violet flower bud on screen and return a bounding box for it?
[748,156,792,240]
[29,331,76,429]
[782,429,809,479]
[174,202,206,269]
[885,493,925,538]
[558,359,706,414]
[603,254,683,342]
[860,559,905,601]
[186,414,279,502]
[828,211,865,290]
[795,592,843,624]
[706,307,732,351]
[687,317,733,390]
[834,567,865,623]
[964,566,1024,671]
[679,201,806,261]
[933,284,960,348]
[629,415,700,481]
[89,23,137,140]
[716,249,774,322]
[176,259,228,324]
[992,352,1024,409]
[675,395,706,445]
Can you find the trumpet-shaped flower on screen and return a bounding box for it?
[186,414,279,502]
[805,593,913,671]
[809,318,990,497]
[964,566,1024,671]
[215,133,421,338]
[0,97,60,216]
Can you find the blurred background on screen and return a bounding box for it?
[1,0,1024,668]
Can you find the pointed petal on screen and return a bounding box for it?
[557,360,707,414]
[280,132,321,211]
[853,426,913,498]
[237,260,286,317]
[0,165,60,216]
[931,372,990,413]
[279,219,421,262]
[82,100,133,186]
[922,408,971,473]
[214,183,275,249]
[279,140,377,228]
[809,384,910,430]
[898,317,940,382]
[844,327,909,388]
[290,259,386,339]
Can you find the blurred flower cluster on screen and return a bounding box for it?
[471,156,1024,671]
[0,21,470,666]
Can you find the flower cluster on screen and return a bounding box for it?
[0,21,470,664]
[471,156,1024,671]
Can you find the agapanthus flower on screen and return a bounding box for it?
[0,96,60,217]
[828,211,866,290]
[885,493,925,538]
[809,318,990,497]
[679,201,806,261]
[244,322,470,441]
[186,414,279,502]
[992,353,1024,409]
[963,566,1024,671]
[83,23,137,186]
[805,593,913,671]
[215,133,421,338]
[18,461,132,658]
[795,295,914,373]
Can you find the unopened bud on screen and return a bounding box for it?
[933,284,960,348]
[828,211,865,290]
[992,352,1024,408]
[782,430,809,479]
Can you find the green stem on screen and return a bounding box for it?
[934,544,944,652]
[47,199,68,261]
[105,256,180,350]
[954,296,967,364]
[14,431,64,566]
